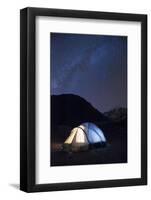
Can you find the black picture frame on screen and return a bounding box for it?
[20,7,147,192]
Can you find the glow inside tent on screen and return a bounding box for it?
[63,122,106,151]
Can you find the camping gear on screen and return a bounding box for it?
[63,122,106,152]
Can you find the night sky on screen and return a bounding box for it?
[50,33,127,112]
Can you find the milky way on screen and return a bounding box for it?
[50,33,127,112]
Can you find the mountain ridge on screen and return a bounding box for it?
[104,107,127,122]
[51,94,109,129]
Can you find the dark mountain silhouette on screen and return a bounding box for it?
[51,94,109,129]
[51,95,127,166]
[104,107,127,122]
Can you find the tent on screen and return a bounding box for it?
[63,122,106,152]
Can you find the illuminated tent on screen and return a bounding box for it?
[63,122,106,152]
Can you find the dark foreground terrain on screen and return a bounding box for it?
[51,121,127,166]
[51,94,127,166]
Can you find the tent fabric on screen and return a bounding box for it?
[82,122,106,143]
[63,122,106,151]
[72,128,89,145]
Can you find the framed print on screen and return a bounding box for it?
[20,7,147,192]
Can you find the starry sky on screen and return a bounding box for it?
[50,33,127,112]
